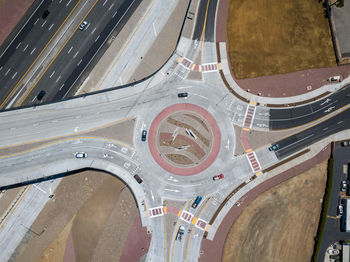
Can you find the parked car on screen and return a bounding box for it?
[192,196,202,208]
[213,174,224,181]
[75,152,87,158]
[328,76,342,82]
[42,10,50,19]
[134,174,143,184]
[141,130,147,142]
[178,92,188,98]
[341,180,347,192]
[327,249,340,255]
[338,205,343,216]
[268,143,280,151]
[341,141,350,147]
[79,21,88,31]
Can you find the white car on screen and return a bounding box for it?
[79,21,88,31]
[327,249,339,255]
[75,152,88,158]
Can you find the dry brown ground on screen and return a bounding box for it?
[222,161,327,262]
[14,170,138,262]
[227,0,336,79]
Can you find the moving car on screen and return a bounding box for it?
[341,180,347,192]
[134,174,143,184]
[37,90,46,100]
[338,205,343,216]
[176,225,185,241]
[79,21,88,31]
[178,92,188,98]
[141,130,147,142]
[192,196,202,208]
[327,249,340,255]
[75,152,87,158]
[268,143,280,151]
[42,10,50,19]
[213,174,224,181]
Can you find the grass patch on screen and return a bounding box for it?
[227,0,336,79]
[311,155,334,262]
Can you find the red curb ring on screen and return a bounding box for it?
[148,103,221,176]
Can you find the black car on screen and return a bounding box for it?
[37,90,46,100]
[134,174,143,184]
[42,10,50,19]
[178,92,188,98]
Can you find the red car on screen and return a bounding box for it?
[213,174,224,181]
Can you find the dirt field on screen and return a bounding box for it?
[222,161,328,262]
[227,0,336,79]
[13,170,138,262]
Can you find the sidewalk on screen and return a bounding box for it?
[215,0,350,103]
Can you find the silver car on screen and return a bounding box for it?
[76,152,88,158]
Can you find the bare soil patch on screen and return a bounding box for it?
[227,0,336,79]
[222,161,327,262]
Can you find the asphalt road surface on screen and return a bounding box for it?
[23,0,141,106]
[269,84,350,130]
[0,0,79,106]
[192,0,217,42]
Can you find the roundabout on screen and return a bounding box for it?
[148,103,221,176]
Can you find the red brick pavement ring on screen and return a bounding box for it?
[148,103,221,176]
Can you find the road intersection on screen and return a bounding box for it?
[0,0,350,261]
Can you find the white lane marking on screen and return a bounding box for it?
[112,10,118,18]
[33,184,47,194]
[0,0,44,59]
[91,27,96,34]
[108,3,114,10]
[11,72,17,79]
[34,18,39,25]
[41,20,47,27]
[85,23,90,30]
[23,44,29,51]
[59,84,65,90]
[152,22,157,36]
[337,121,344,124]
[282,134,314,150]
[48,23,54,31]
[5,68,11,76]
[49,71,55,78]
[67,46,73,54]
[73,51,79,58]
[103,0,108,6]
[16,42,21,49]
[59,0,62,3]
[77,59,82,66]
[323,127,328,131]
[0,66,3,71]
[31,97,36,102]
[66,0,72,7]
[30,47,36,55]
[95,35,100,42]
[55,75,61,83]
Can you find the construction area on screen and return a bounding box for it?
[227,0,336,79]
[222,161,328,262]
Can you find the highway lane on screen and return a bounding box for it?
[269,84,350,130]
[192,0,217,42]
[0,0,80,106]
[22,0,142,105]
[275,108,350,159]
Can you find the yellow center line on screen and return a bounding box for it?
[0,116,133,150]
[253,103,350,152]
[185,197,212,262]
[18,0,100,106]
[0,0,83,109]
[163,213,167,261]
[0,185,32,232]
[0,135,131,159]
[96,0,158,91]
[171,222,181,262]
